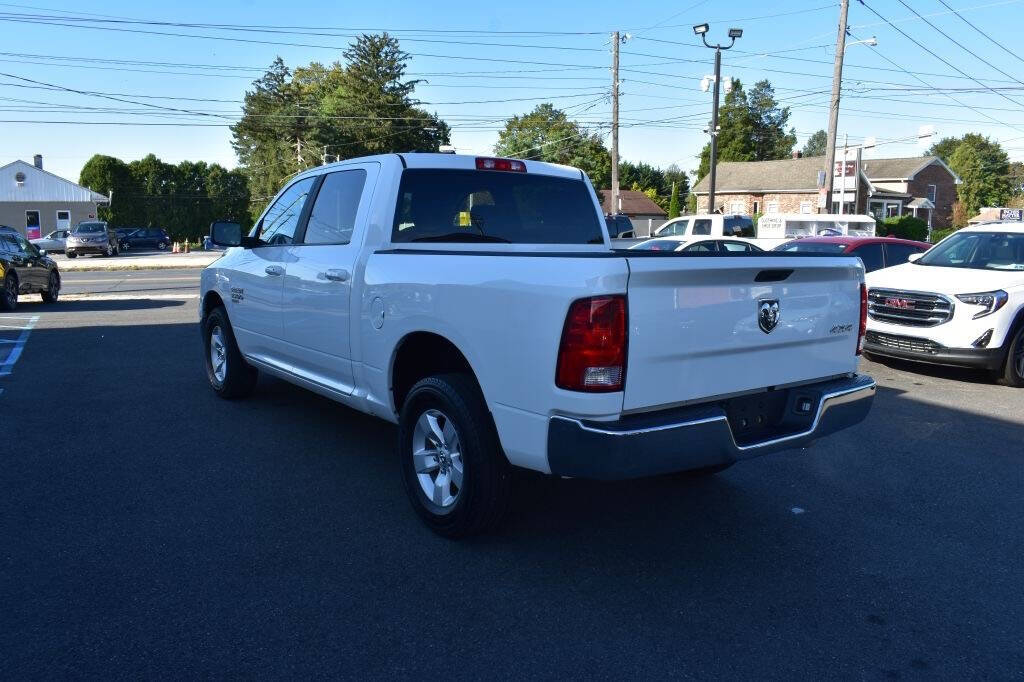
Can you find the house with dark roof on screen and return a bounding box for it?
[1,155,110,238]
[598,189,668,234]
[692,155,960,228]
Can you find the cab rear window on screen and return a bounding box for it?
[391,169,603,244]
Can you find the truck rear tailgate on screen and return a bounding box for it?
[623,254,863,412]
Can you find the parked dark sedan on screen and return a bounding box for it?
[0,225,60,311]
[122,228,171,250]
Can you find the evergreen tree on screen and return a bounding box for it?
[668,182,680,218]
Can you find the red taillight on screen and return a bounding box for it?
[475,157,526,172]
[857,283,868,355]
[556,295,627,392]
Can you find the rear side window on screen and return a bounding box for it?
[304,170,367,245]
[691,219,712,236]
[658,219,688,236]
[723,216,754,238]
[853,243,885,272]
[884,242,925,267]
[391,169,603,244]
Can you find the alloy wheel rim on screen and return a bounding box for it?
[49,274,58,299]
[210,325,227,383]
[412,409,464,509]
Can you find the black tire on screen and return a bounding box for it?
[67,251,77,259]
[997,324,1024,387]
[1,272,17,311]
[202,306,258,399]
[104,243,114,257]
[157,241,167,250]
[41,271,59,304]
[398,373,511,538]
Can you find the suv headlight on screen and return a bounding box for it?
[955,290,1008,319]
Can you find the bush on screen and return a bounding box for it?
[877,214,929,242]
[929,227,956,244]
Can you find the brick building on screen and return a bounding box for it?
[692,155,959,228]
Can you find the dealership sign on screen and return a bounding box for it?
[999,208,1023,221]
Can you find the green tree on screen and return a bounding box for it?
[232,34,450,203]
[696,79,795,181]
[79,155,142,226]
[948,135,1012,216]
[664,164,690,197]
[667,181,680,218]
[802,129,828,157]
[494,103,611,188]
[926,136,965,164]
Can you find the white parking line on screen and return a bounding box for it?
[0,315,39,377]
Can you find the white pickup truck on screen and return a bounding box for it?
[200,154,875,537]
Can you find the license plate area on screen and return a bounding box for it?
[723,387,820,446]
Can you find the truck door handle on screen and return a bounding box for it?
[265,265,284,276]
[323,268,349,282]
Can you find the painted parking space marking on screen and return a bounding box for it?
[0,315,39,377]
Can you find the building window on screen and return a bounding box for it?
[728,200,745,215]
[799,201,813,214]
[927,184,937,203]
[766,201,779,214]
[886,203,901,218]
[753,200,760,214]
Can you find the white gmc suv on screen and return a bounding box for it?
[200,153,875,536]
[865,222,1024,386]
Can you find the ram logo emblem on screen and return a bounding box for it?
[758,299,780,334]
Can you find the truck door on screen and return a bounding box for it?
[280,163,378,395]
[227,175,316,362]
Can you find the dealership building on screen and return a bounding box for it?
[0,155,110,239]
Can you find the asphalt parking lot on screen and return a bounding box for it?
[2,271,1023,678]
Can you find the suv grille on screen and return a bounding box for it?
[867,288,954,327]
[865,331,941,354]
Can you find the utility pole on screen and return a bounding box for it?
[611,31,620,215]
[821,0,849,214]
[694,24,742,214]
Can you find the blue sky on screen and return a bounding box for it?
[3,0,1024,184]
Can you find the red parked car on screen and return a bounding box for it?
[773,236,931,273]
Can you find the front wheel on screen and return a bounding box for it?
[105,243,115,257]
[157,241,167,250]
[41,271,59,303]
[202,306,258,399]
[398,374,511,538]
[1,273,17,311]
[66,251,77,259]
[997,325,1024,387]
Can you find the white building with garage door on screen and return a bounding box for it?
[0,155,110,239]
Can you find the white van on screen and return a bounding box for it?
[756,213,877,248]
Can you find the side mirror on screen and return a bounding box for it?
[210,220,242,248]
[907,252,923,263]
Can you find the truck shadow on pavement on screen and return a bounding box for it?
[4,321,1023,678]
[16,298,188,313]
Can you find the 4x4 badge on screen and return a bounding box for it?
[758,299,780,334]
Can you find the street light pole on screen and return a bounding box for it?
[708,47,722,215]
[694,24,742,214]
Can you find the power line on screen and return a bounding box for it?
[934,0,1024,67]
[855,0,1024,111]
[892,0,1024,88]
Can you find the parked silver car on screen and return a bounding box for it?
[66,221,119,258]
[30,229,70,253]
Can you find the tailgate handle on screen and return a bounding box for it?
[755,269,793,282]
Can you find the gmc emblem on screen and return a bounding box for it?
[885,297,913,309]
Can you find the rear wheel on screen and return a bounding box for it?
[66,251,77,259]
[1,273,17,311]
[398,373,511,538]
[41,271,59,303]
[105,243,114,257]
[997,324,1024,387]
[202,306,257,399]
[157,241,167,250]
